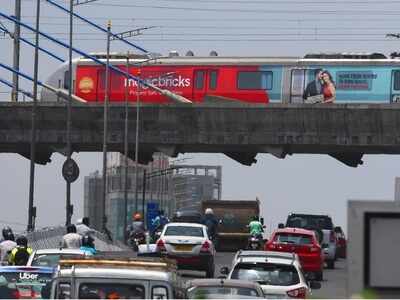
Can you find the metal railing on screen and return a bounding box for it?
[25,226,129,252]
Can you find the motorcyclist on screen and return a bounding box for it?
[76,217,95,237]
[151,210,169,240]
[200,208,219,241]
[80,235,96,255]
[248,215,264,238]
[61,224,82,249]
[0,227,17,265]
[127,213,145,246]
[9,235,33,266]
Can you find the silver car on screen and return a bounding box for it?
[27,248,91,268]
[156,222,216,278]
[222,250,321,298]
[186,278,265,299]
[50,256,185,299]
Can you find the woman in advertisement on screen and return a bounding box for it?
[320,70,336,103]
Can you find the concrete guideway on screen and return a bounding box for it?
[1,101,400,167]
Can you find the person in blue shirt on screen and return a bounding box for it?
[80,235,96,255]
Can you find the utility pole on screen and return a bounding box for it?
[12,0,21,102]
[27,0,41,232]
[101,21,111,234]
[123,52,130,242]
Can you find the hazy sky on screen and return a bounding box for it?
[1,0,400,234]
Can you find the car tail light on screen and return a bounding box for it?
[11,289,20,299]
[156,239,166,252]
[330,231,336,243]
[265,242,276,250]
[200,240,211,252]
[286,287,307,298]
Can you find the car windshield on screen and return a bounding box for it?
[187,286,260,299]
[274,233,313,245]
[230,263,300,286]
[31,253,84,268]
[286,215,333,230]
[79,283,145,299]
[0,271,53,299]
[164,226,204,237]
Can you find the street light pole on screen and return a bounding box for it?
[27,0,41,232]
[123,52,130,242]
[101,21,111,234]
[134,68,140,213]
[65,0,74,226]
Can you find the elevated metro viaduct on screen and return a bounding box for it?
[1,98,400,167]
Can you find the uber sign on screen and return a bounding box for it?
[19,272,38,280]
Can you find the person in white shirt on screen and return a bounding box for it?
[76,217,95,237]
[61,224,82,249]
[0,227,17,264]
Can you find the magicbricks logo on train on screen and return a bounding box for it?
[124,75,191,89]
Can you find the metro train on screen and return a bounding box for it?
[40,51,400,104]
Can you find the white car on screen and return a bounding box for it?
[222,250,320,298]
[27,248,91,268]
[155,222,216,278]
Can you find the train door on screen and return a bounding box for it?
[391,70,400,102]
[290,69,307,103]
[193,69,207,101]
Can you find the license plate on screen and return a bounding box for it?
[174,244,193,251]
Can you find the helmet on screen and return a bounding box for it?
[133,213,142,221]
[205,208,213,215]
[66,224,77,234]
[82,235,94,248]
[2,227,14,241]
[16,235,28,247]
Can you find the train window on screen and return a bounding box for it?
[394,71,400,90]
[237,71,273,90]
[209,70,218,90]
[64,70,70,90]
[195,70,205,89]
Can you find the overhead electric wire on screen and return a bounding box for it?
[74,3,400,16]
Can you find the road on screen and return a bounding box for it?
[179,252,347,298]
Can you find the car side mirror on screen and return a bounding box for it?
[334,226,341,233]
[278,223,284,229]
[309,281,321,290]
[260,218,264,225]
[220,266,230,275]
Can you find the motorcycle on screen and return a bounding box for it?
[248,233,264,250]
[129,231,146,251]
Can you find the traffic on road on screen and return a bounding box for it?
[0,208,347,299]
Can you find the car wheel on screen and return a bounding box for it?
[205,260,215,278]
[315,271,323,281]
[326,259,335,269]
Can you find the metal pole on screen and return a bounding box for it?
[134,68,140,213]
[142,169,146,223]
[27,0,40,232]
[101,21,111,232]
[12,0,21,102]
[123,52,129,242]
[65,0,73,226]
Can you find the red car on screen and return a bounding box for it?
[265,227,324,281]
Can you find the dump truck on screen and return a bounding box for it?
[201,199,261,251]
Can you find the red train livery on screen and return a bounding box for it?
[41,54,270,104]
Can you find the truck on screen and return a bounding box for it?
[201,199,261,251]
